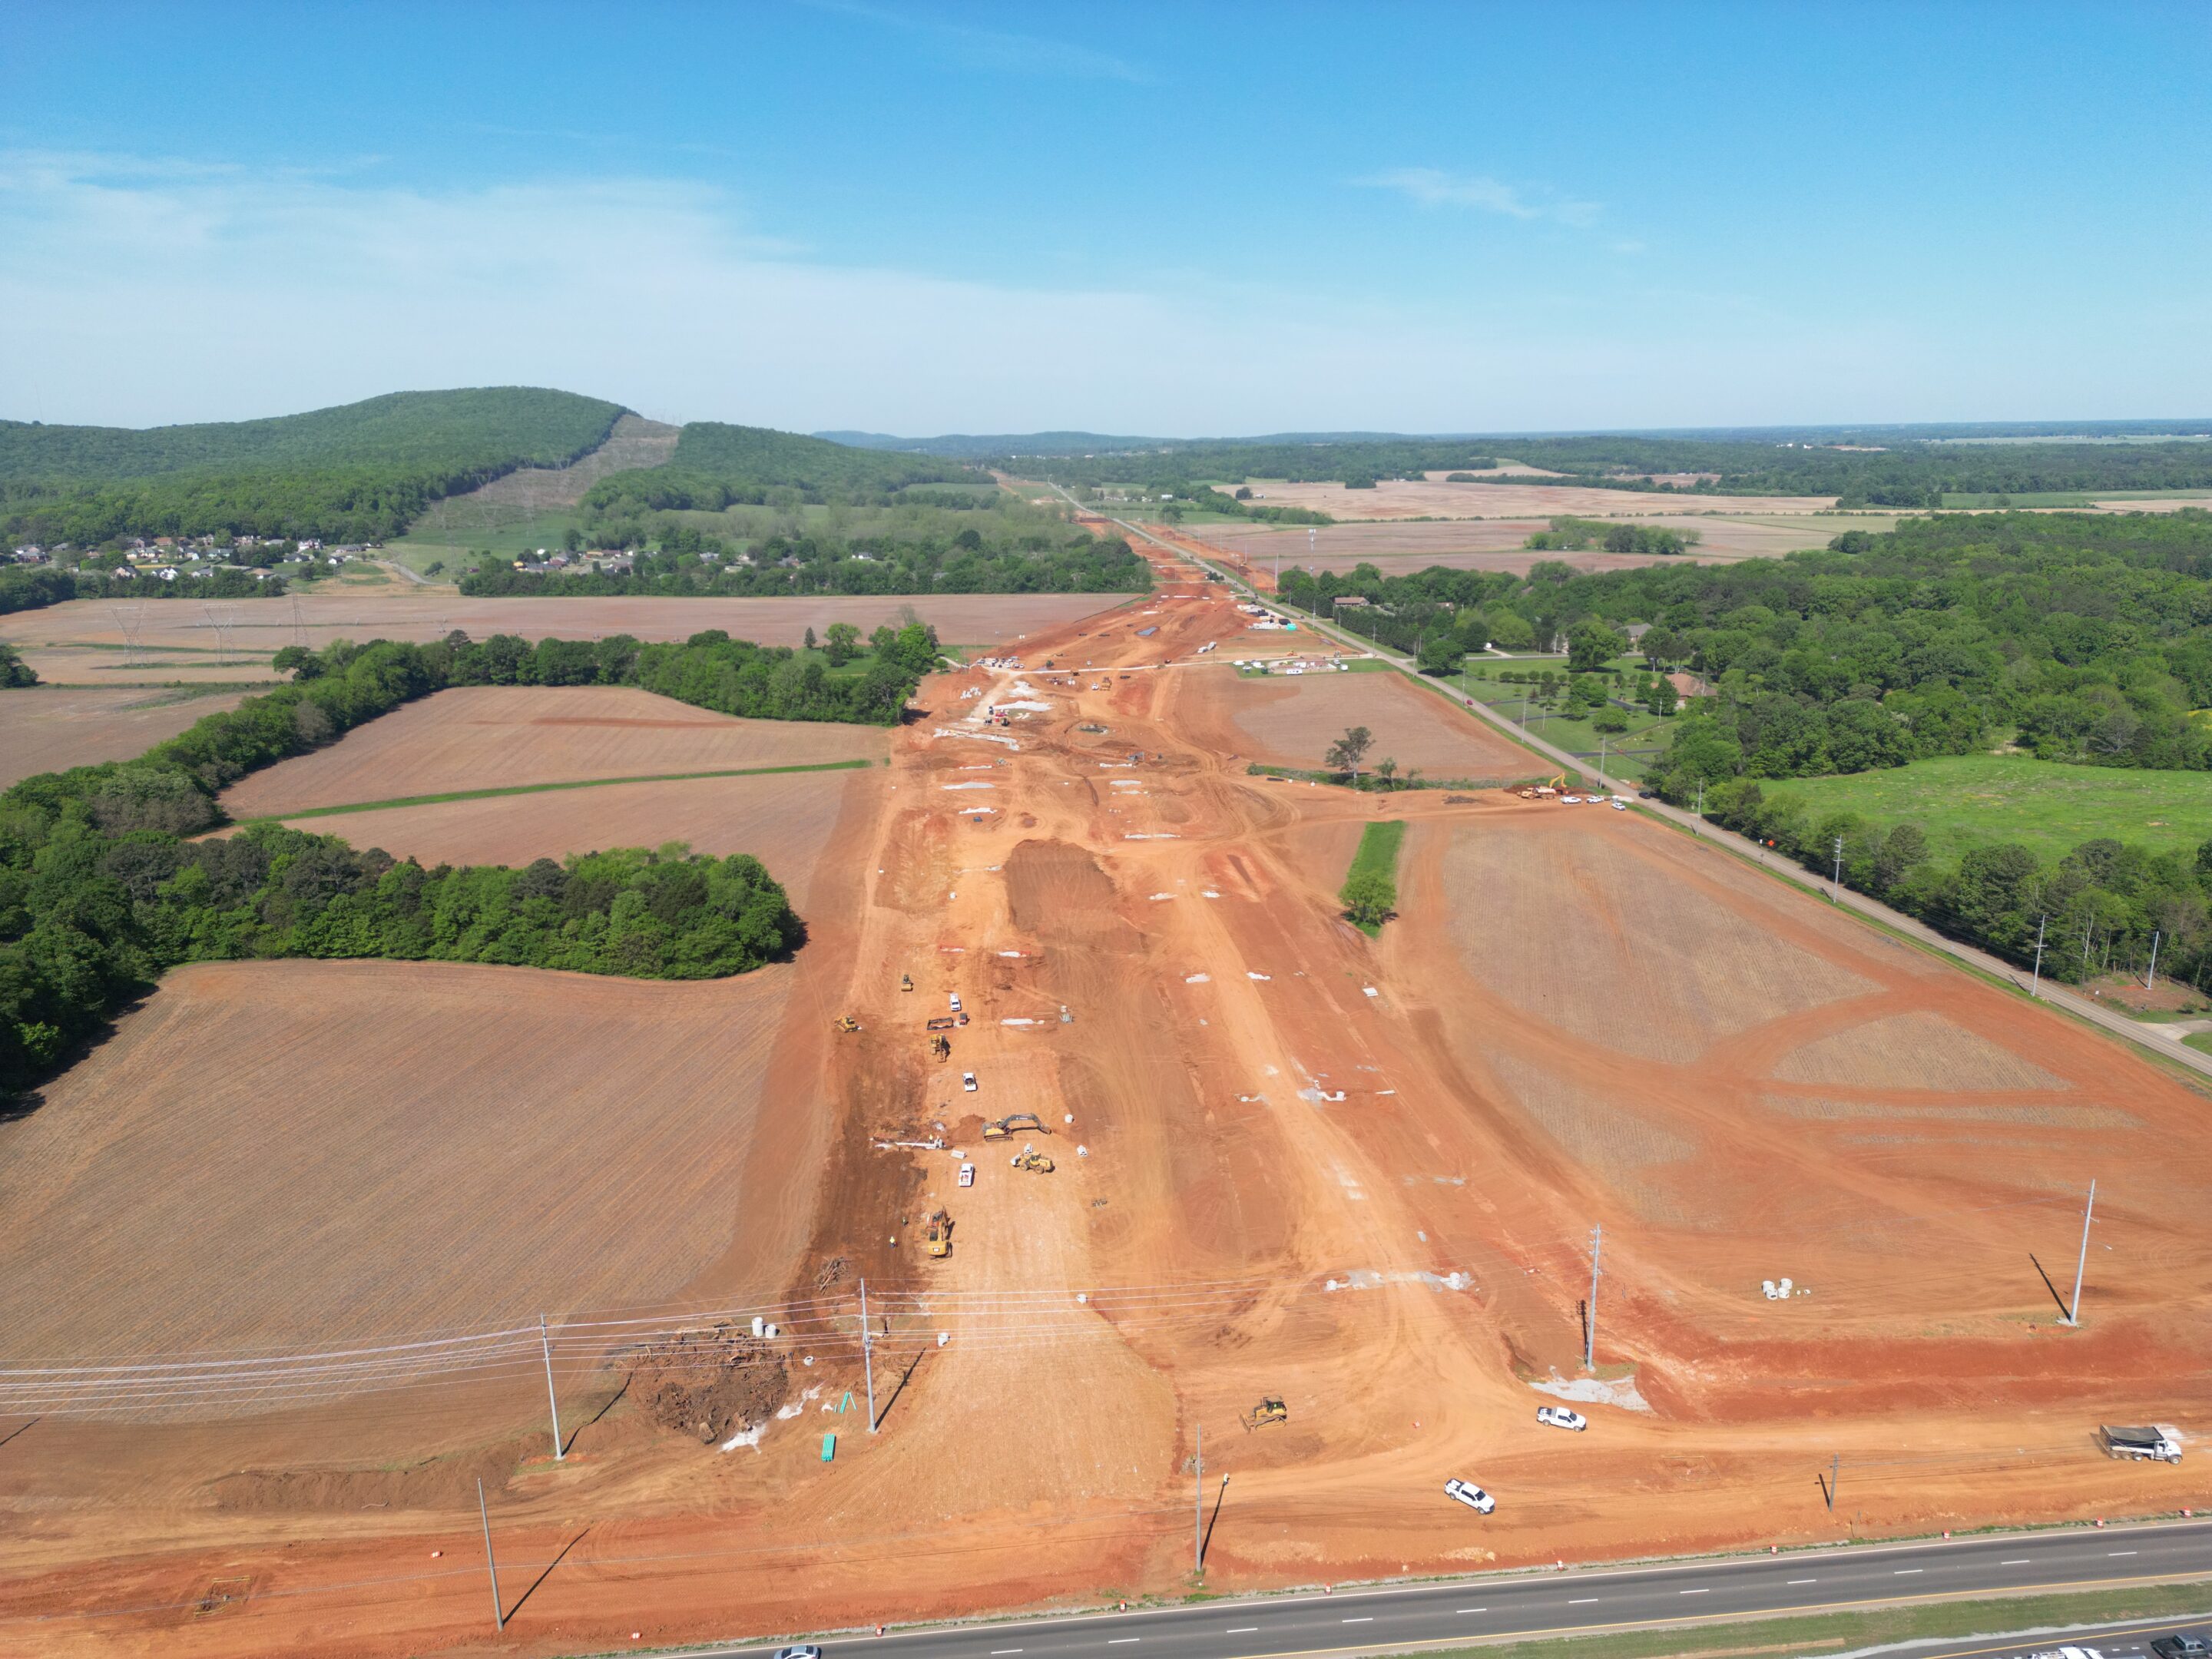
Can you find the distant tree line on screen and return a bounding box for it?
[1524,516,1700,556]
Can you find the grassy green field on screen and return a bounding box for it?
[1763,753,2212,863]
[386,506,587,575]
[1342,817,1406,935]
[1941,488,2212,508]
[1442,657,1676,780]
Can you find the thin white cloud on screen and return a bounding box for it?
[805,1,1151,84]
[1361,166,1601,228]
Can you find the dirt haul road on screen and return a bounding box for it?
[5,550,2210,1659]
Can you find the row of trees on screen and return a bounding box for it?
[1703,779,2212,992]
[1524,516,1700,556]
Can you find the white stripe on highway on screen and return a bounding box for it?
[1224,1629,1256,1635]
[1787,1578,1818,1584]
[1569,1598,1600,1604]
[1679,1588,1708,1595]
[1108,1640,1139,1645]
[1456,1608,1486,1614]
[2003,1558,2032,1565]
[992,1650,1021,1654]
[1894,1568,1922,1575]
[1341,1617,1372,1623]
[2111,1550,2139,1556]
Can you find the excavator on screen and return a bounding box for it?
[1241,1397,1288,1432]
[832,1015,861,1034]
[922,1210,953,1260]
[982,1112,1046,1141]
[1011,1149,1055,1174]
[900,973,914,992]
[931,1034,952,1061]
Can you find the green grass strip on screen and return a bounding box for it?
[1341,817,1407,935]
[1346,816,1408,884]
[1393,1577,2212,1659]
[236,757,876,823]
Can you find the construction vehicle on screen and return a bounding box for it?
[832,1015,861,1034]
[982,1112,1046,1141]
[1242,1397,1288,1432]
[2101,1424,2183,1463]
[900,973,913,992]
[926,1014,968,1032]
[931,1034,952,1060]
[922,1210,952,1259]
[1012,1149,1055,1174]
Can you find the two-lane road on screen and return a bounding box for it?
[672,1520,2212,1659]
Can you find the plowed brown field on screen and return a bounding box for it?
[223,685,885,816]
[0,685,253,787]
[5,541,2210,1659]
[2,593,1134,684]
[1180,664,1541,778]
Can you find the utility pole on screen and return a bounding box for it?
[1694,780,1704,818]
[2147,931,2162,991]
[478,1478,505,1631]
[2083,916,2094,983]
[1825,1453,1838,1512]
[540,1314,564,1461]
[2067,1180,2096,1326]
[1831,834,1844,902]
[2031,913,2048,997]
[1194,1422,1204,1575]
[1584,1225,1603,1370]
[860,1279,877,1432]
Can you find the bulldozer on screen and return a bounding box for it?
[982,1112,1046,1141]
[1241,1397,1288,1432]
[900,973,914,992]
[1012,1149,1055,1174]
[922,1210,953,1260]
[832,1015,861,1034]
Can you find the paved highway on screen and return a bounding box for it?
[671,1520,2212,1659]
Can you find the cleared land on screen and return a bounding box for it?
[0,685,253,787]
[223,684,886,818]
[0,958,803,1372]
[1,592,1134,684]
[1227,475,1842,520]
[1187,515,1861,575]
[6,551,2210,1659]
[1177,661,1541,777]
[1763,753,2212,863]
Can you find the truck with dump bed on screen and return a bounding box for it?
[2100,1424,2182,1463]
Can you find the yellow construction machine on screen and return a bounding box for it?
[1241,1397,1288,1432]
[922,1210,953,1259]
[982,1112,1047,1141]
[931,1034,952,1061]
[900,973,914,992]
[1012,1150,1055,1174]
[832,1015,861,1034]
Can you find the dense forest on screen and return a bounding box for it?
[1285,512,2212,785]
[0,620,935,1094]
[1,388,624,546]
[579,421,975,517]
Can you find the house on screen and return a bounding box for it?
[1666,671,1714,700]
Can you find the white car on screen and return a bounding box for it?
[962,1071,978,1092]
[949,993,962,1012]
[1444,1478,1495,1514]
[1537,1406,1588,1432]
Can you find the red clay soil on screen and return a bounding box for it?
[5,547,2210,1659]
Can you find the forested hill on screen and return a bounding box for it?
[580,422,978,514]
[0,388,624,545]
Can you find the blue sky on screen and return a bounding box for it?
[3,2,2207,433]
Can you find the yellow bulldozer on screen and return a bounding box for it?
[832,1015,861,1034]
[982,1112,1046,1141]
[1241,1397,1288,1432]
[1011,1149,1055,1174]
[900,973,914,992]
[922,1209,953,1259]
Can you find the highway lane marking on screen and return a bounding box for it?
[2002,1559,2032,1565]
[1569,1598,1600,1604]
[1108,1640,1140,1645]
[1678,1588,1709,1595]
[2111,1550,2139,1556]
[1340,1617,1372,1623]
[1895,1568,1923,1575]
[1224,1629,1257,1635]
[1787,1578,1818,1584]
[1455,1608,1486,1614]
[991,1650,1022,1654]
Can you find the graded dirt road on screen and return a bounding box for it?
[4,550,2207,1659]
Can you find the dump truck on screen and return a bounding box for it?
[1012,1150,1055,1174]
[922,1210,953,1260]
[832,1015,861,1034]
[1242,1397,1288,1432]
[2101,1425,2182,1463]
[926,1015,959,1032]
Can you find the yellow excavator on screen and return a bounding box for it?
[832,1015,861,1034]
[931,1034,952,1061]
[900,973,914,992]
[1012,1149,1055,1174]
[922,1210,953,1259]
[982,1112,1046,1141]
[1241,1397,1288,1432]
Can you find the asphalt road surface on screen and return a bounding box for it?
[670,1519,2212,1659]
